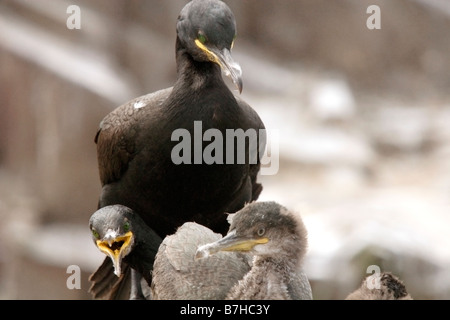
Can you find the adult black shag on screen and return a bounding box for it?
[345,272,413,300]
[89,0,265,299]
[152,201,313,300]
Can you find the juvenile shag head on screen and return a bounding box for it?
[196,201,308,261]
[195,201,312,300]
[176,0,242,92]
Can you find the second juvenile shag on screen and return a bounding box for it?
[151,201,313,300]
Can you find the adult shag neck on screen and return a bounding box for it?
[174,37,224,92]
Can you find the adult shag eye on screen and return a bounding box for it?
[197,33,207,44]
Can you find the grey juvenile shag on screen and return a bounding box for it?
[346,272,413,300]
[89,0,265,299]
[151,201,313,300]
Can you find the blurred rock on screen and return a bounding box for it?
[1,222,102,299]
[308,78,356,124]
[367,105,433,153]
[302,189,450,300]
[228,0,450,99]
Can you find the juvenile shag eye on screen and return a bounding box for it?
[92,229,100,239]
[123,221,130,232]
[197,33,207,44]
[257,227,265,237]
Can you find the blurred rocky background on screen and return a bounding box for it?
[0,0,449,299]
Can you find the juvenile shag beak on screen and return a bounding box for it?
[96,229,134,277]
[195,230,268,259]
[195,40,243,93]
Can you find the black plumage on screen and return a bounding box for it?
[89,0,265,299]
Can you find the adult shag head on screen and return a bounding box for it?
[176,0,242,92]
[89,205,162,283]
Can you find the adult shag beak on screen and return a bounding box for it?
[195,230,268,259]
[195,40,243,93]
[96,229,134,277]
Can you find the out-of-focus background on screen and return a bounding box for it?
[0,0,449,299]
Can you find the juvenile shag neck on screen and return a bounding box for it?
[226,256,296,300]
